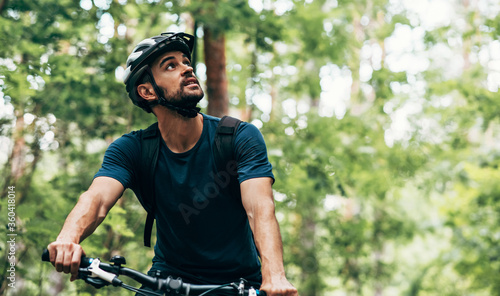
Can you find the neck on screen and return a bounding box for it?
[154,106,203,153]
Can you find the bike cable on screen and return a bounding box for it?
[198,283,234,296]
[121,283,164,296]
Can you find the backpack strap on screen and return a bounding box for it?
[213,116,242,196]
[139,122,160,247]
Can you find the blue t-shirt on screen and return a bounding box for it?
[94,114,274,284]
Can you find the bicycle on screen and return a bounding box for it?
[42,249,265,296]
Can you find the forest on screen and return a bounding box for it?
[1,0,500,295]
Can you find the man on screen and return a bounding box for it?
[47,32,297,296]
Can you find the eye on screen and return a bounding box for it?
[166,63,175,70]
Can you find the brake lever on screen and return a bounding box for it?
[85,258,123,287]
[238,278,246,295]
[82,275,111,289]
[76,269,105,289]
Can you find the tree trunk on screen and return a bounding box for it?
[204,27,229,117]
[299,212,321,296]
[245,45,258,121]
[1,113,26,199]
[0,0,8,14]
[192,20,199,74]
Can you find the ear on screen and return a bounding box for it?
[137,83,157,101]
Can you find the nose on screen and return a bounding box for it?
[181,64,195,76]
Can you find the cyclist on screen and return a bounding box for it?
[47,32,298,296]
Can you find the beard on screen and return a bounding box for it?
[161,83,204,110]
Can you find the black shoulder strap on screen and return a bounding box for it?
[213,116,242,195]
[139,122,160,247]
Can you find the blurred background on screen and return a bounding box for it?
[1,0,500,295]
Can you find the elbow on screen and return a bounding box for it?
[250,199,276,224]
[260,198,276,214]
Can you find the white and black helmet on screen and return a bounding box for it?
[123,32,195,113]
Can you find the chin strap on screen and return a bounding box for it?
[156,98,200,118]
[145,67,200,118]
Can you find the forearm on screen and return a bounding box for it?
[48,177,123,281]
[241,178,297,295]
[249,202,287,279]
[57,191,108,244]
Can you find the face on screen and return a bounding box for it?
[145,51,204,107]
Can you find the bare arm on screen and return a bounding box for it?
[241,177,298,296]
[47,176,124,281]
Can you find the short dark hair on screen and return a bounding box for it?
[138,71,152,86]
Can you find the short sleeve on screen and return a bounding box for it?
[234,122,275,184]
[94,132,141,189]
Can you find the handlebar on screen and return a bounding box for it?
[42,249,264,296]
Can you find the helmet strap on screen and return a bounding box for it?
[144,67,200,118]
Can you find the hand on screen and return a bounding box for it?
[47,241,85,281]
[260,276,298,296]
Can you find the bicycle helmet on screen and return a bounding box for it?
[123,32,198,115]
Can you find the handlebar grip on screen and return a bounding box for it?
[41,249,92,267]
[42,249,50,262]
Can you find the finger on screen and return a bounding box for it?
[54,249,64,273]
[262,287,297,296]
[70,272,78,282]
[259,285,271,296]
[47,244,57,266]
[63,251,73,274]
[70,248,82,279]
[284,287,298,296]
